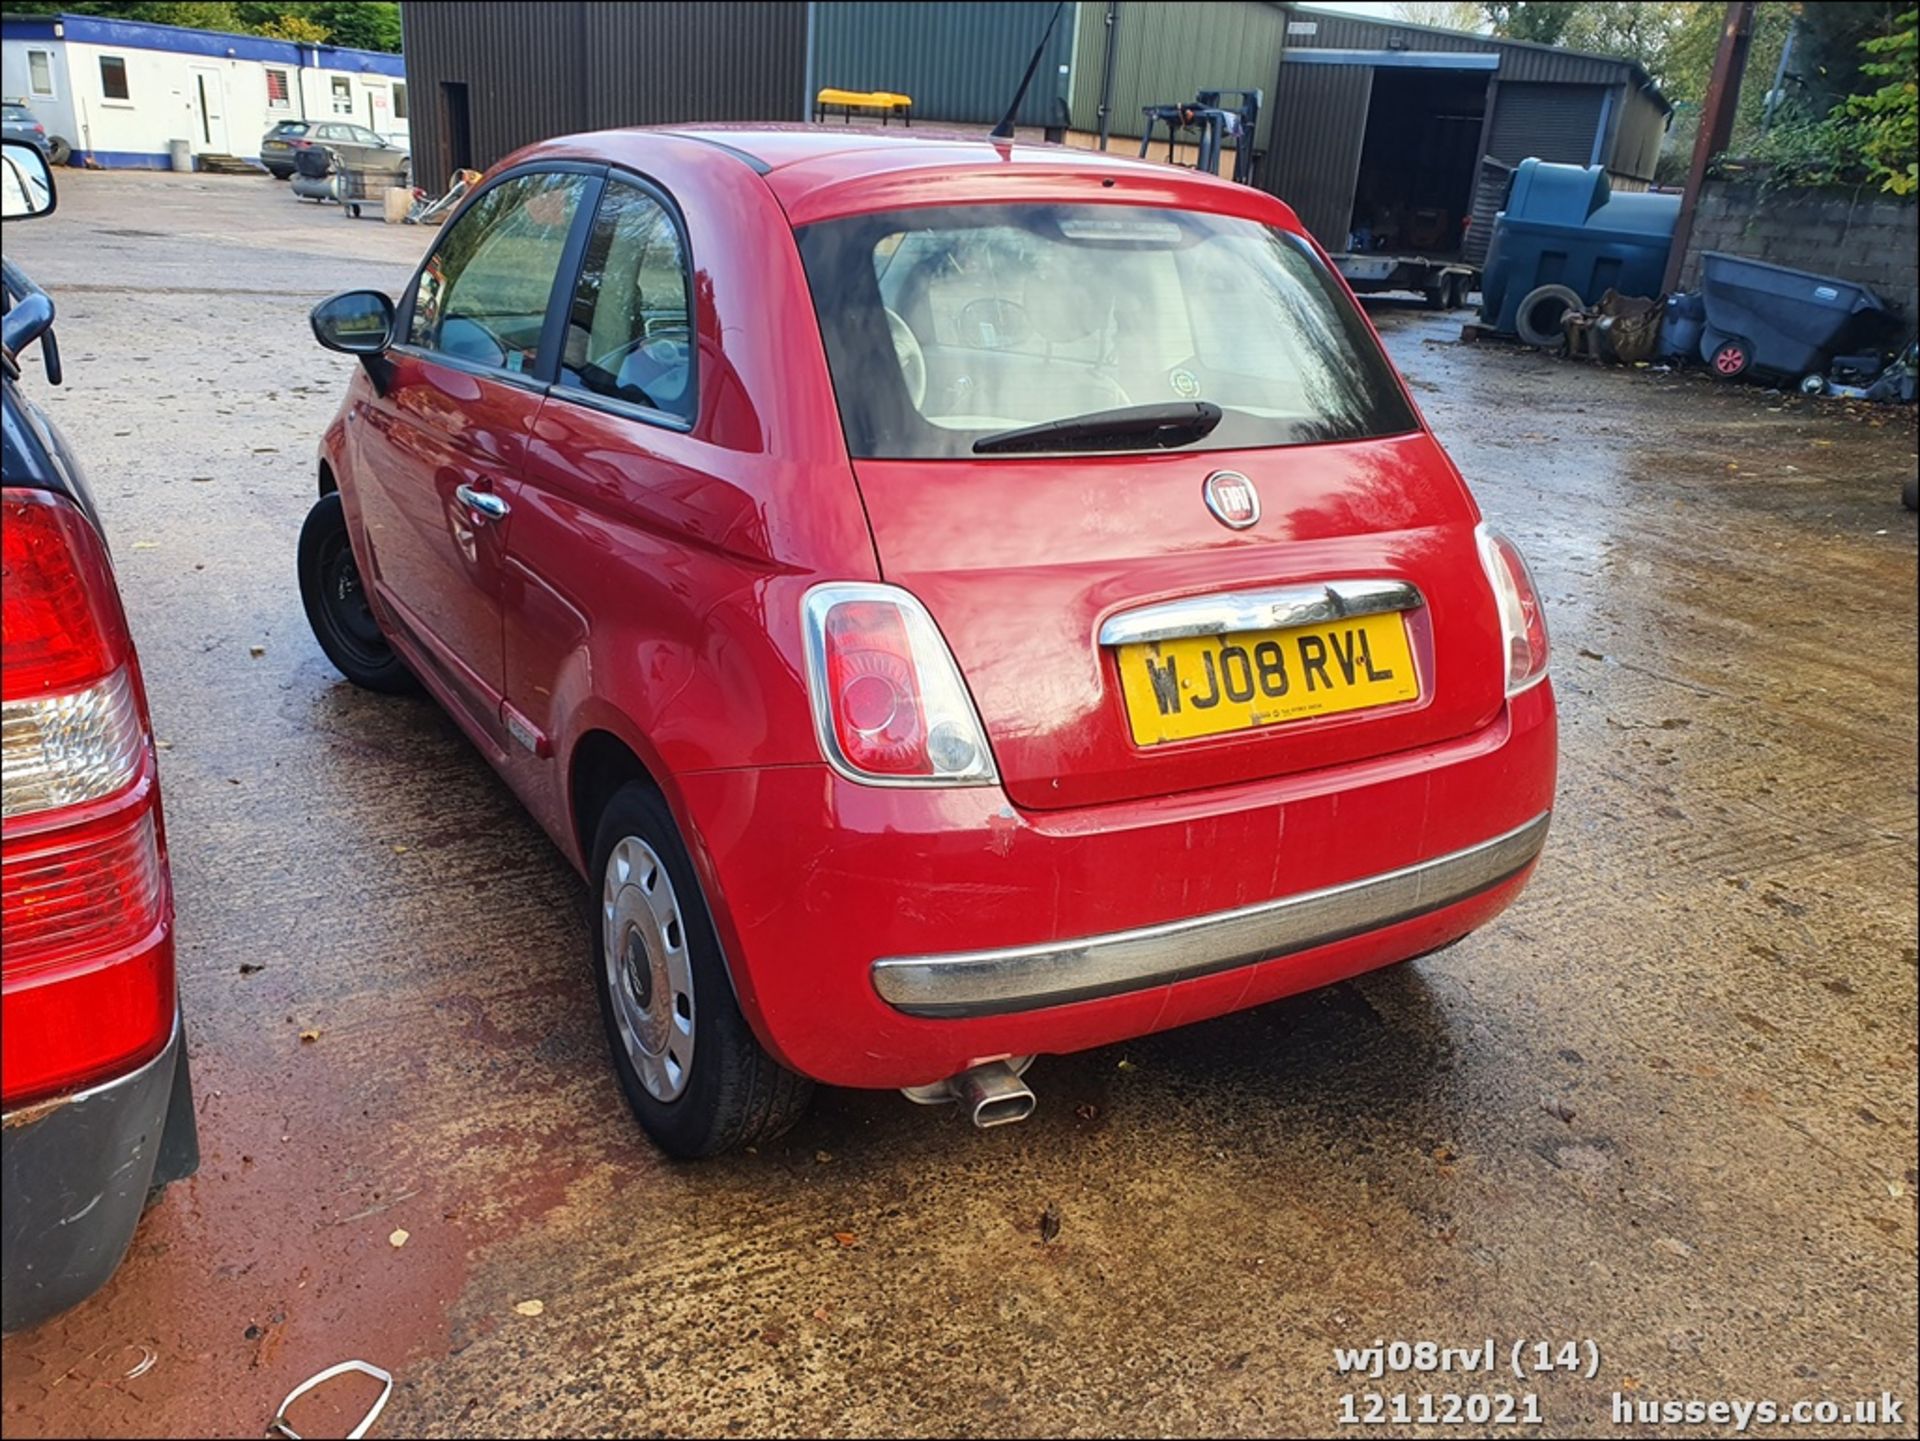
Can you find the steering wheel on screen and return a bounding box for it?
[884,307,927,409]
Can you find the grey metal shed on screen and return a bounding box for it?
[1261,7,1671,260]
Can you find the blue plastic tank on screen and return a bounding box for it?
[1479,159,1680,335]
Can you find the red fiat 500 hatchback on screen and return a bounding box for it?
[301,127,1555,1157]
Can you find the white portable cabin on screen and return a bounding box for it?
[2,11,406,167]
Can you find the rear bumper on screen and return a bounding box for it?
[1,1013,192,1335]
[873,810,1549,1017]
[677,683,1556,1090]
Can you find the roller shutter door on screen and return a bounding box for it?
[1485,82,1606,167]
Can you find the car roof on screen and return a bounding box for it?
[543,123,1299,232]
[657,123,1181,177]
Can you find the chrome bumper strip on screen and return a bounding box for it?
[871,811,1550,1018]
[1097,580,1424,648]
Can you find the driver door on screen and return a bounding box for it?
[349,167,594,749]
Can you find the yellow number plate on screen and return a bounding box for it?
[1116,611,1419,746]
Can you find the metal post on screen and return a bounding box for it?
[1662,0,1755,295]
[1097,0,1119,150]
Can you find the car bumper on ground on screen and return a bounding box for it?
[676,683,1557,1090]
[1,1013,194,1335]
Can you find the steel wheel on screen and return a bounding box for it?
[602,835,695,1103]
[297,491,415,693]
[316,531,386,664]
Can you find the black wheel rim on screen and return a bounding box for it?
[316,532,391,668]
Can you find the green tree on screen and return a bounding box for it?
[5,0,399,50]
[256,12,331,43]
[305,1,401,51]
[1390,1,1487,29]
[1477,2,1583,45]
[1846,7,1918,190]
[1794,1,1909,112]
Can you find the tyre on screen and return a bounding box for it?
[269,167,293,181]
[590,781,812,1158]
[1709,339,1752,379]
[1422,280,1448,311]
[296,492,416,693]
[1903,477,1917,512]
[47,136,71,166]
[1515,283,1583,348]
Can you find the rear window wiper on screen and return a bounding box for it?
[971,401,1223,455]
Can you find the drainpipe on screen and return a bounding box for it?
[1761,18,1797,134]
[1096,0,1119,150]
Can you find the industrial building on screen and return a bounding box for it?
[399,1,1669,271]
[1,10,407,168]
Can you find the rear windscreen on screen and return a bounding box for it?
[796,203,1418,459]
[272,122,310,136]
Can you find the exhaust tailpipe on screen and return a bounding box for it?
[901,1057,1037,1128]
[954,1060,1036,1128]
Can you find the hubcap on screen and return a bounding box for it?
[602,836,695,1103]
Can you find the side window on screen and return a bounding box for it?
[407,171,589,374]
[99,56,130,102]
[556,179,696,423]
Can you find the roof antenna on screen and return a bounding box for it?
[990,0,1067,141]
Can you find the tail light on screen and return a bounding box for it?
[802,583,997,786]
[1477,523,1550,696]
[2,487,173,1109]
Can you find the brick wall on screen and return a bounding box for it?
[1679,173,1919,328]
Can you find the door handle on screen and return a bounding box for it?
[455,484,509,522]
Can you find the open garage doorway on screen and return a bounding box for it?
[1346,68,1488,259]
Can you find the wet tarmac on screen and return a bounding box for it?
[2,170,1914,1438]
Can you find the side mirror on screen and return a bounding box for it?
[310,289,395,355]
[1,138,56,221]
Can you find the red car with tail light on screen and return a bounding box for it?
[301,126,1555,1157]
[2,140,197,1333]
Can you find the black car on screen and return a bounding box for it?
[0,138,198,1334]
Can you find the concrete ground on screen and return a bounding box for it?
[1,168,1914,1439]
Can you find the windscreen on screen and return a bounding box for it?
[797,203,1418,459]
